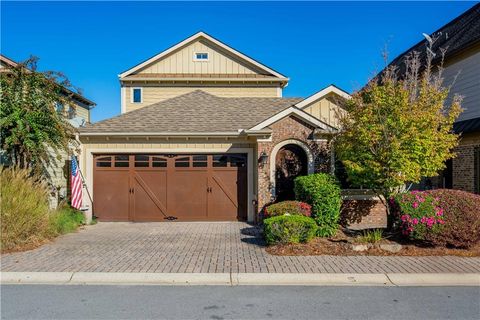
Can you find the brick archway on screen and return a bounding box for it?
[269,139,314,198]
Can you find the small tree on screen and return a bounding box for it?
[0,56,76,172]
[335,38,462,216]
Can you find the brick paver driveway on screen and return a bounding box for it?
[2,222,479,273]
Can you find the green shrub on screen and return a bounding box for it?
[265,201,312,217]
[0,167,51,252]
[294,173,342,237]
[263,215,317,245]
[49,205,85,235]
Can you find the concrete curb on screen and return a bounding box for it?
[1,272,479,286]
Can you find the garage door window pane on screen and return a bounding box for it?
[230,155,246,167]
[213,155,228,167]
[175,157,190,167]
[193,155,207,167]
[96,156,112,167]
[152,157,167,167]
[96,161,111,167]
[115,155,129,161]
[135,155,149,161]
[152,161,167,167]
[135,162,149,167]
[114,161,129,167]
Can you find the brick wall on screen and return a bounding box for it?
[453,132,480,193]
[256,115,331,220]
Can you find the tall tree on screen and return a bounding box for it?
[0,56,76,171]
[335,39,462,214]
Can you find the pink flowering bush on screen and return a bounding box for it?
[392,191,445,241]
[393,189,480,248]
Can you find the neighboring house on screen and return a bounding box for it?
[386,3,480,193]
[78,32,350,222]
[0,54,96,207]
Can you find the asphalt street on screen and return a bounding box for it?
[1,285,479,320]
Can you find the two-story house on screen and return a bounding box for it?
[79,32,350,222]
[1,54,96,207]
[386,3,480,194]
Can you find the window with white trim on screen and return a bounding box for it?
[194,52,209,61]
[132,88,142,103]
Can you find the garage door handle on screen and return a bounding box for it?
[207,187,212,193]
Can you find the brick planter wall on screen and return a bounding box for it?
[256,115,331,221]
[340,190,388,230]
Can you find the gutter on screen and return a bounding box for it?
[78,129,272,138]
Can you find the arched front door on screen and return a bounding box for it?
[275,144,308,201]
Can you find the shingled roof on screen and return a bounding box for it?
[79,90,302,134]
[386,3,480,77]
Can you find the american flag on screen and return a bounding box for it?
[71,156,83,209]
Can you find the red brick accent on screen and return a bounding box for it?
[256,115,331,221]
[341,200,388,230]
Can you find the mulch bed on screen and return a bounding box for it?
[266,230,480,257]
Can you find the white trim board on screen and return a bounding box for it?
[119,32,288,81]
[295,85,351,109]
[249,106,335,132]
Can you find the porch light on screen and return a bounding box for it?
[259,151,268,167]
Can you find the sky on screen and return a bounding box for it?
[1,1,477,122]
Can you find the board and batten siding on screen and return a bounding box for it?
[301,94,346,128]
[443,47,480,122]
[138,40,261,75]
[124,86,279,112]
[74,104,90,123]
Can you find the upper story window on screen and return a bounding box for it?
[194,52,209,61]
[55,102,64,114]
[132,88,142,103]
[67,105,76,119]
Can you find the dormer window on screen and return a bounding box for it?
[132,88,142,103]
[194,52,209,61]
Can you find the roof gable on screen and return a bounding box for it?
[248,106,336,132]
[119,32,288,80]
[295,85,351,109]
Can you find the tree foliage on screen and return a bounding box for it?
[0,56,76,171]
[335,40,462,204]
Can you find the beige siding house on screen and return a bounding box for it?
[0,54,96,207]
[386,4,480,194]
[79,32,349,223]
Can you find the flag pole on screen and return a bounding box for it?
[72,155,95,217]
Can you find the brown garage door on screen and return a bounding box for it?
[93,154,247,221]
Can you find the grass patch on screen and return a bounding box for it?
[48,205,85,235]
[357,229,383,244]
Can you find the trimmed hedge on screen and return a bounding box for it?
[265,201,312,218]
[263,215,317,245]
[294,173,341,237]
